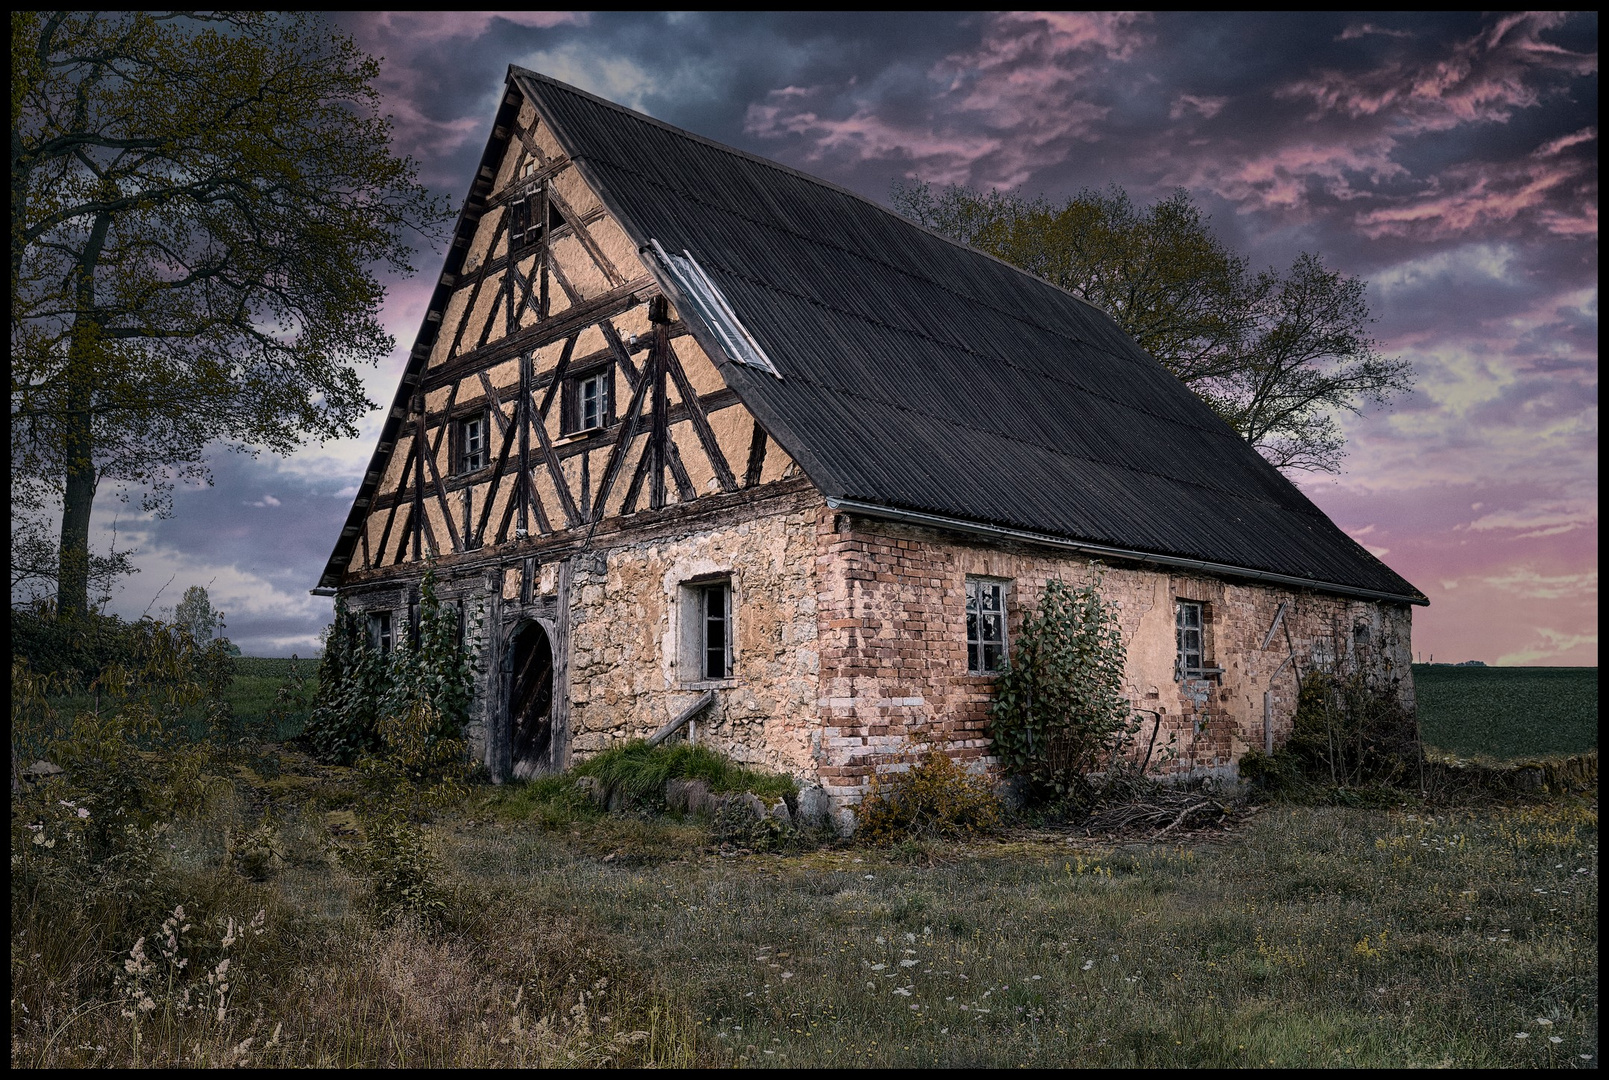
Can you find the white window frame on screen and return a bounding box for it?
[966,577,1008,674]
[458,414,487,474]
[577,371,606,432]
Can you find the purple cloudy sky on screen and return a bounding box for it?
[84,11,1597,664]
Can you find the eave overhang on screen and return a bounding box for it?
[825,497,1430,607]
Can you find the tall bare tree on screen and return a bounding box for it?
[11,12,448,615]
[891,182,1412,473]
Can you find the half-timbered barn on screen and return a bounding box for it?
[315,67,1426,817]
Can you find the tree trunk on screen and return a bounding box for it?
[55,212,111,618]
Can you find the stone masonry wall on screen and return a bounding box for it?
[813,511,1415,808]
[565,496,824,777]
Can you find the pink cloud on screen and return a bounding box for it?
[347,12,584,44]
[1169,94,1228,121]
[744,11,1150,189]
[1338,23,1414,42]
[1537,125,1598,156]
[1282,11,1593,135]
[1179,136,1405,210]
[1179,14,1597,220]
[1355,141,1595,238]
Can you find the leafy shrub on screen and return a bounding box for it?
[855,751,1003,843]
[573,741,796,810]
[307,562,477,776]
[341,814,447,926]
[987,574,1137,804]
[376,697,470,787]
[11,602,236,696]
[305,599,386,764]
[1241,667,1421,796]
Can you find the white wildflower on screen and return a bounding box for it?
[1515,1032,1529,1040]
[1536,1018,1554,1027]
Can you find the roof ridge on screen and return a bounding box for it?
[510,66,1126,325]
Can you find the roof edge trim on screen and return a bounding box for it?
[825,498,1430,607]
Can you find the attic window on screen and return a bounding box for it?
[560,367,613,436]
[455,414,488,474]
[646,240,780,377]
[507,189,566,250]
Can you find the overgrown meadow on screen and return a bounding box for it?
[12,742,1598,1068]
[10,612,1599,1069]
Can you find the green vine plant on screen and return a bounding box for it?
[307,561,479,791]
[986,572,1142,807]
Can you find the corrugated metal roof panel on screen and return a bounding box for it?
[505,68,1423,603]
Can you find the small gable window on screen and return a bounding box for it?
[966,577,1008,674]
[561,368,612,436]
[455,414,487,474]
[507,187,567,251]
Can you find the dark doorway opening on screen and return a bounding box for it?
[509,621,555,780]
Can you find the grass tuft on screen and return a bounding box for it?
[573,741,797,808]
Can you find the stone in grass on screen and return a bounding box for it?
[740,792,767,820]
[794,786,831,829]
[768,799,792,828]
[666,778,717,816]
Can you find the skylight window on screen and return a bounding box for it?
[646,240,780,378]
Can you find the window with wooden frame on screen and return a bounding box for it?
[560,367,613,436]
[965,577,1008,674]
[454,412,488,474]
[367,610,393,656]
[679,577,733,683]
[506,185,567,251]
[1175,600,1222,680]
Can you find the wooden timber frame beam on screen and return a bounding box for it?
[315,80,526,589]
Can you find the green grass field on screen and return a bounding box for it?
[12,748,1599,1069]
[1413,666,1598,761]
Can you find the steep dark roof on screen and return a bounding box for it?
[506,69,1425,604]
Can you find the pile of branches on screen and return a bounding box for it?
[1077,786,1244,840]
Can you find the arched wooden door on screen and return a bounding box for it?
[509,621,555,780]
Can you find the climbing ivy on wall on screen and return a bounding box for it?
[306,561,477,774]
[307,598,385,765]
